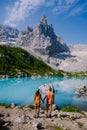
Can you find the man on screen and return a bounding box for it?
[44,87,54,118]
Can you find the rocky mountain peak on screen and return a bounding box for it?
[16,16,69,55]
[26,26,33,33]
[40,15,47,25]
[38,15,54,37]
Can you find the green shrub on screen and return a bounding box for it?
[61,105,80,112]
[0,103,11,108]
[46,125,64,130]
[28,104,34,109]
[0,46,56,77]
[77,122,84,127]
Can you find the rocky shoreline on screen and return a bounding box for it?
[0,105,87,130]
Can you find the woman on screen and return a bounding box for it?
[34,89,43,118]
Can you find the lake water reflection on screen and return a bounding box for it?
[0,76,87,111]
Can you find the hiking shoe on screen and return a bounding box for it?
[37,115,39,118]
[37,113,39,118]
[49,114,51,118]
[46,114,48,118]
[34,115,37,118]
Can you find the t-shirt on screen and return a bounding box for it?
[46,91,54,105]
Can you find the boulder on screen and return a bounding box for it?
[75,85,87,96]
[39,83,54,94]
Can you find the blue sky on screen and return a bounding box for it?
[0,0,87,44]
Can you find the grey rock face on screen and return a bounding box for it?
[0,25,19,44]
[75,85,87,96]
[16,16,69,55]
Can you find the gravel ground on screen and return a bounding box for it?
[0,105,87,130]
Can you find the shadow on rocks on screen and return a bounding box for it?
[0,119,10,130]
[0,126,10,130]
[0,114,4,117]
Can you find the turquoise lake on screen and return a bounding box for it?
[0,76,87,111]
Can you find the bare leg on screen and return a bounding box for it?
[49,104,52,117]
[46,104,49,117]
[37,106,40,117]
[34,106,37,117]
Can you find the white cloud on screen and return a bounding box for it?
[53,5,70,15]
[45,0,54,7]
[69,1,87,16]
[54,0,84,15]
[4,0,87,27]
[69,6,83,16]
[65,0,76,4]
[52,0,77,14]
[4,0,45,27]
[52,0,87,17]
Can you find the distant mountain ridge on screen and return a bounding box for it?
[68,44,87,52]
[0,25,19,44]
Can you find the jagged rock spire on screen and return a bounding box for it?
[16,15,69,54]
[40,15,47,25]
